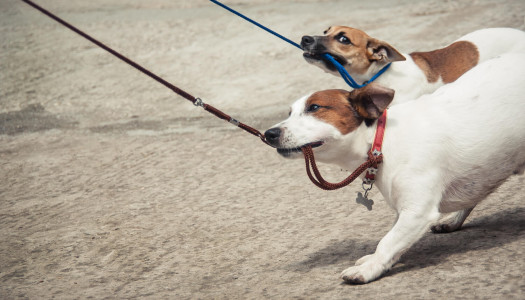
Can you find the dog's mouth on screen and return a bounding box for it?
[276,141,324,157]
[303,52,347,71]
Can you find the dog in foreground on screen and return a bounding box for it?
[301,27,525,103]
[264,53,525,283]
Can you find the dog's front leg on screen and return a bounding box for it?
[341,208,440,284]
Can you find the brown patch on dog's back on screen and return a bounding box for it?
[410,41,479,83]
[306,90,362,135]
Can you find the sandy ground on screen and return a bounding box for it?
[1,0,525,299]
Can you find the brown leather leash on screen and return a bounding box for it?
[20,0,269,146]
[21,0,382,191]
[302,147,383,191]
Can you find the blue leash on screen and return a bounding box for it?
[209,0,390,89]
[323,54,391,88]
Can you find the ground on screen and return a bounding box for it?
[1,0,524,299]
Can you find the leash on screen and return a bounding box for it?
[21,0,386,192]
[209,0,302,50]
[20,0,270,146]
[302,110,387,191]
[302,147,383,191]
[209,0,391,89]
[323,55,391,89]
[209,0,388,191]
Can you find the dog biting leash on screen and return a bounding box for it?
[209,0,391,89]
[209,0,387,193]
[322,54,391,89]
[21,0,384,193]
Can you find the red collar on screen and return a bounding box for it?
[364,110,387,185]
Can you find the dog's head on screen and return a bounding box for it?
[265,84,394,161]
[301,26,406,76]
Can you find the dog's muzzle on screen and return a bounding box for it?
[300,36,347,72]
[300,35,326,53]
[301,35,316,49]
[264,127,323,157]
[264,127,282,148]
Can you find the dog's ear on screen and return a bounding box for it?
[367,38,406,63]
[349,84,395,119]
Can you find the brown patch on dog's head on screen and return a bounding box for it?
[410,41,480,83]
[303,26,406,75]
[305,85,395,134]
[306,89,361,135]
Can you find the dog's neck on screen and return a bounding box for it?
[351,56,443,104]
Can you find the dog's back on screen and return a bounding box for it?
[458,28,525,62]
[385,53,525,212]
[406,28,525,101]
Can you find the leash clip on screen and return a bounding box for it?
[193,97,204,107]
[229,118,240,126]
[362,182,374,198]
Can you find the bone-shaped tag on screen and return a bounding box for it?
[356,192,374,211]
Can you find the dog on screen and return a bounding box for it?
[264,53,525,283]
[301,27,525,103]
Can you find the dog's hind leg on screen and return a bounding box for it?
[431,207,475,233]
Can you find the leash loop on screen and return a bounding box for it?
[301,111,387,191]
[302,145,383,191]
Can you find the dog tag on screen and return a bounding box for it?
[356,192,374,211]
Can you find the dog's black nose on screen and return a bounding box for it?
[264,127,281,146]
[301,35,315,48]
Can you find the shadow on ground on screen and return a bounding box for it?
[292,207,524,275]
[0,104,77,135]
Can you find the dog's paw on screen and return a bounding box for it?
[340,258,386,284]
[431,208,473,234]
[431,223,460,233]
[431,216,465,233]
[355,254,373,266]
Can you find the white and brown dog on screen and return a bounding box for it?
[301,26,525,103]
[264,53,525,283]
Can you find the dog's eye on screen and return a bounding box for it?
[337,35,351,45]
[307,104,321,113]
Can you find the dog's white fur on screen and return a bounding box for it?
[268,53,525,283]
[373,28,525,101]
[304,27,525,104]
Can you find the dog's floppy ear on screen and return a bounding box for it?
[367,38,406,63]
[349,84,395,119]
